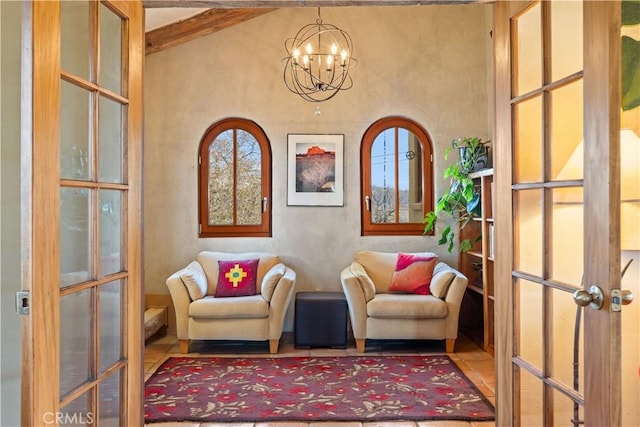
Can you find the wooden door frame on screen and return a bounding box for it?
[21,1,144,425]
[21,1,61,424]
[494,1,623,425]
[493,1,516,424]
[583,2,622,424]
[119,1,145,423]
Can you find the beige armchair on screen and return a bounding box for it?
[340,251,468,353]
[166,251,296,354]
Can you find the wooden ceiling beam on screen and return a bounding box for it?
[145,0,488,55]
[145,8,275,55]
[144,0,481,8]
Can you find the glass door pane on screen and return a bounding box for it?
[61,1,91,81]
[60,289,92,397]
[514,3,542,96]
[99,3,123,95]
[60,187,92,286]
[60,81,91,181]
[98,96,124,183]
[99,189,122,277]
[99,280,122,373]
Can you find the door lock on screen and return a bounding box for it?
[611,289,634,312]
[16,291,30,315]
[573,285,604,310]
[573,285,634,311]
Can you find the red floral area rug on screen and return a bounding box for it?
[144,355,495,423]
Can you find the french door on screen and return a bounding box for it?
[494,1,640,425]
[22,1,144,425]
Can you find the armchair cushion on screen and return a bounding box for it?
[261,263,287,302]
[366,294,448,319]
[215,259,259,298]
[349,262,376,302]
[180,261,208,301]
[354,250,437,293]
[389,253,438,295]
[197,252,280,295]
[189,295,269,319]
[430,269,457,299]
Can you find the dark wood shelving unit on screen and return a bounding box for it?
[458,168,494,356]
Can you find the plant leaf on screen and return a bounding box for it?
[459,239,473,253]
[444,165,455,178]
[423,211,437,233]
[447,234,455,253]
[444,146,453,160]
[622,0,640,25]
[438,226,451,246]
[622,36,640,111]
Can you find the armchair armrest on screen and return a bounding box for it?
[267,266,296,340]
[166,267,193,340]
[340,262,374,339]
[442,267,469,339]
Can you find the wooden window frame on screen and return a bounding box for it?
[198,117,272,238]
[361,116,434,236]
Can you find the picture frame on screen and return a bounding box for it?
[287,134,344,206]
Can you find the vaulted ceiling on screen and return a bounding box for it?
[144,0,487,54]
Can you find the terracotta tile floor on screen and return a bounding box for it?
[144,334,495,427]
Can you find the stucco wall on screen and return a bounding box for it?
[144,5,492,329]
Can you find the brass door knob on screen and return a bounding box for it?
[573,285,604,310]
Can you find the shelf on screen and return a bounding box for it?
[487,218,494,223]
[468,167,494,178]
[466,250,483,259]
[468,284,484,295]
[488,295,495,301]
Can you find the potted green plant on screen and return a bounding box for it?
[423,137,489,252]
[453,136,490,173]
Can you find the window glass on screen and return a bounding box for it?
[208,130,234,226]
[236,130,262,225]
[371,128,397,224]
[199,119,271,237]
[362,117,433,236]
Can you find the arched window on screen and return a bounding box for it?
[361,116,434,236]
[198,118,271,237]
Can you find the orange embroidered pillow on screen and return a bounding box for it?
[389,253,438,295]
[215,259,259,297]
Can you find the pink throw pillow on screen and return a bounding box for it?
[389,253,438,295]
[215,259,259,297]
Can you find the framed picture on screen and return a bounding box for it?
[287,134,344,206]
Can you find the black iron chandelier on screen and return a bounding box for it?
[283,8,356,102]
